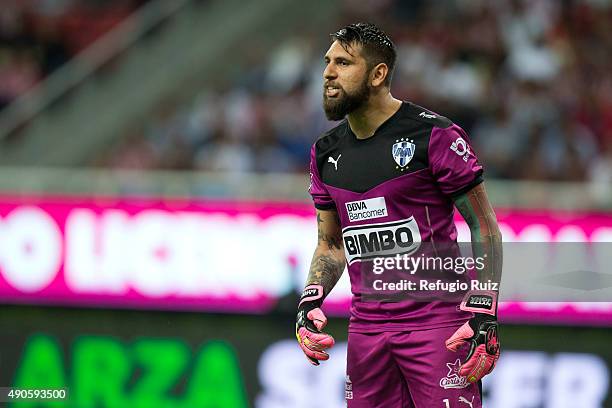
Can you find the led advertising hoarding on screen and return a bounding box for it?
[0,195,611,325]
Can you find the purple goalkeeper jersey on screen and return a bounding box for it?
[309,101,484,332]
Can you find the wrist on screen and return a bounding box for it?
[460,290,497,317]
[298,284,324,309]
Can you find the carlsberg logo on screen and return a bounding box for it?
[342,217,421,265]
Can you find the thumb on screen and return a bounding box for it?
[307,308,328,331]
[445,321,474,352]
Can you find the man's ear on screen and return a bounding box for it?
[370,63,389,87]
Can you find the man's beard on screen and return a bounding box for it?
[323,79,370,121]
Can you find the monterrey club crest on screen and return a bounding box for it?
[392,138,415,170]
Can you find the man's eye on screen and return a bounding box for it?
[339,60,349,66]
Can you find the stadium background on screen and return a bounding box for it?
[0,0,611,407]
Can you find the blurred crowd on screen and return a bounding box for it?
[7,0,610,183]
[0,0,147,111]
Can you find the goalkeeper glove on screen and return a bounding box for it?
[445,291,500,383]
[295,284,335,366]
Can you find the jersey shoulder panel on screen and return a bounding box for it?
[314,121,348,173]
[403,102,453,129]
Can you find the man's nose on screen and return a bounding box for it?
[323,63,336,80]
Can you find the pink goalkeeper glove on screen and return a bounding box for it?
[295,284,335,365]
[445,291,500,383]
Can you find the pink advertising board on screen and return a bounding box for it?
[0,194,611,325]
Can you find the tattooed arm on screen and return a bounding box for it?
[306,208,346,295]
[445,181,502,382]
[295,208,345,365]
[453,182,502,287]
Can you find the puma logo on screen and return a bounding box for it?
[419,111,436,119]
[459,395,474,408]
[328,154,341,170]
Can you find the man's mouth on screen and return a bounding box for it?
[325,85,340,98]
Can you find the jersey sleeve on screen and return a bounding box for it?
[308,143,336,210]
[428,124,484,197]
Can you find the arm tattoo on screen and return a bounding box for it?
[317,211,342,250]
[306,254,345,294]
[454,186,503,284]
[306,210,345,295]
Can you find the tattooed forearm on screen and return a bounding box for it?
[454,184,503,284]
[306,209,346,296]
[306,253,346,294]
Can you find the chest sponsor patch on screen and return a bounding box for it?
[342,217,421,265]
[345,197,387,222]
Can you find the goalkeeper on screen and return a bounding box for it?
[296,22,502,407]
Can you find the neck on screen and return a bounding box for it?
[347,92,402,139]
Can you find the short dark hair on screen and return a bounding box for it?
[331,22,396,87]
